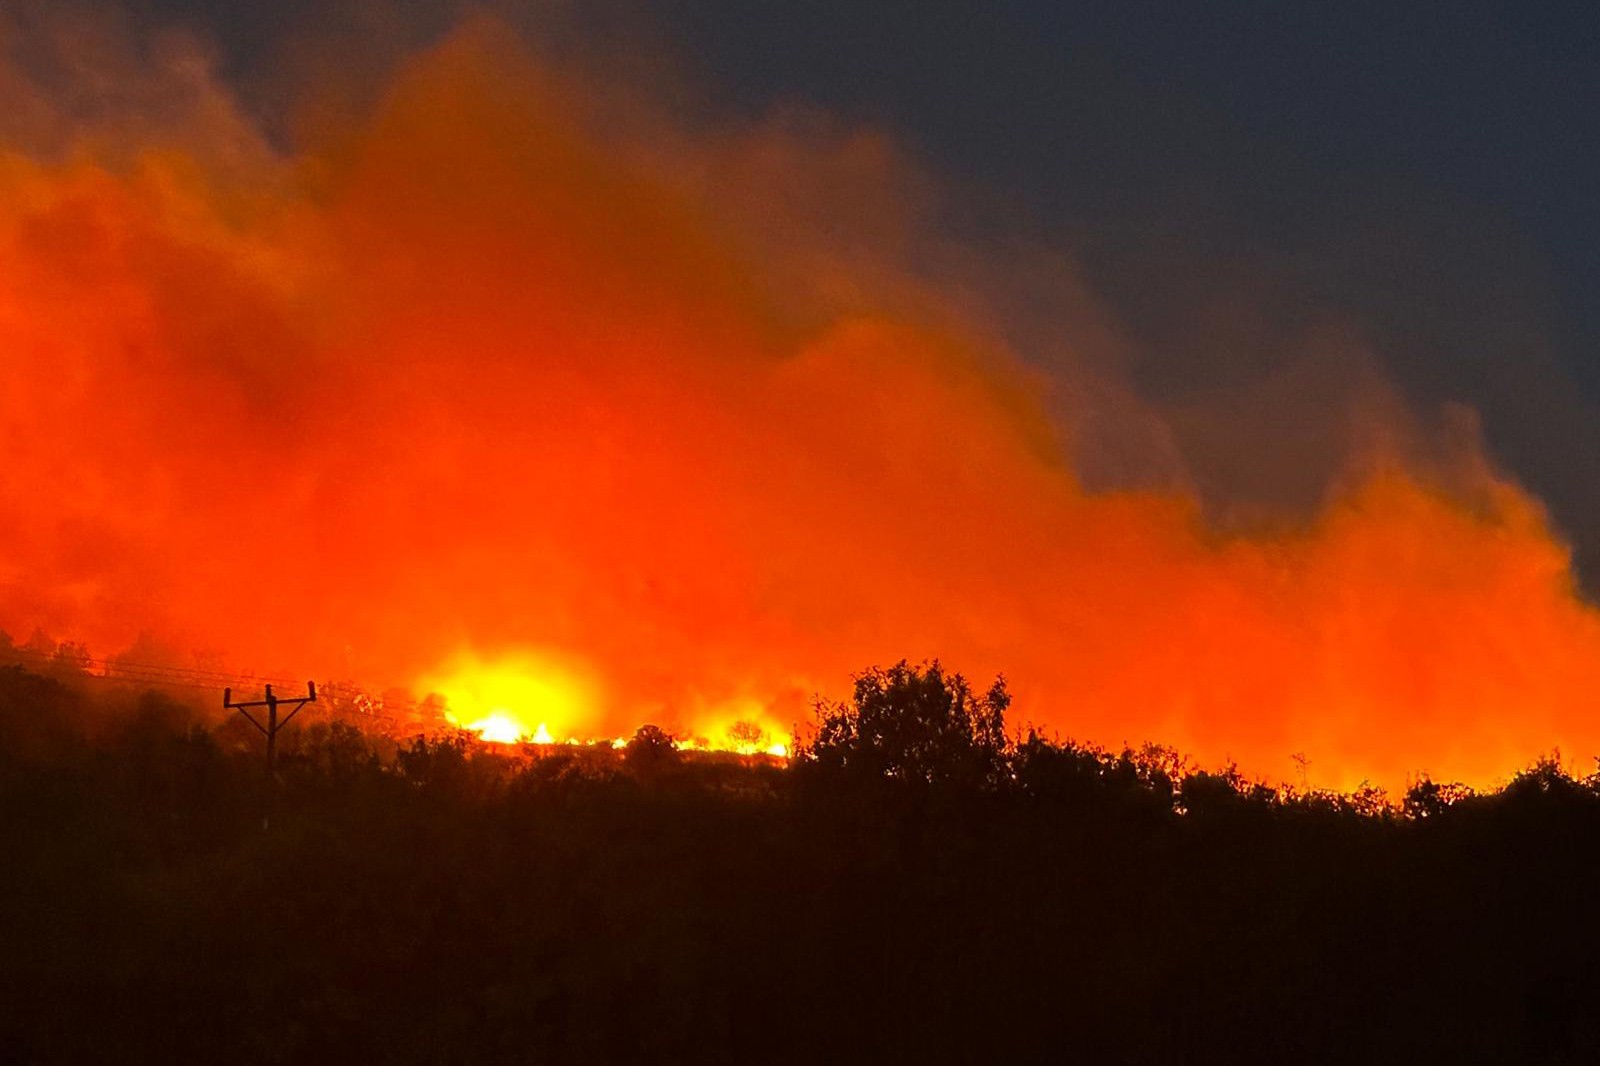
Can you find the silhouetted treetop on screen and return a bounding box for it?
[625,723,680,775]
[793,660,1009,790]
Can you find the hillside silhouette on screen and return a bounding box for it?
[3,655,1600,1063]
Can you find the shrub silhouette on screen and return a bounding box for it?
[625,723,679,775]
[793,659,1009,790]
[10,658,1600,1062]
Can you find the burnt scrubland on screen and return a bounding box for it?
[4,658,1600,1064]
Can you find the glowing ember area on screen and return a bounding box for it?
[2,13,1599,790]
[693,711,792,758]
[471,715,526,745]
[420,652,601,744]
[420,653,788,755]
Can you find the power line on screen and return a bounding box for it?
[3,648,305,688]
[1,649,415,740]
[0,649,377,698]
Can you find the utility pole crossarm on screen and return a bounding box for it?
[277,681,317,729]
[223,681,317,710]
[223,682,319,826]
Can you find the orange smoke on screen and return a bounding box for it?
[1,15,1597,788]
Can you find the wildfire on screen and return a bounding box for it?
[686,703,794,758]
[422,653,790,755]
[1,11,1597,791]
[420,651,600,744]
[471,715,528,744]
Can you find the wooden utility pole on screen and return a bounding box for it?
[225,682,317,828]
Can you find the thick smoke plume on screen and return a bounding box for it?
[3,10,1597,787]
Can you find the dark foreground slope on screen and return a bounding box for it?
[3,663,1600,1064]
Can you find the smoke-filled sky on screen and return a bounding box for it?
[4,1,1600,788]
[123,0,1600,567]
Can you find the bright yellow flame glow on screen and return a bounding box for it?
[418,653,791,756]
[420,651,599,745]
[471,713,525,744]
[691,700,793,757]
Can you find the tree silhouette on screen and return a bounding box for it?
[726,719,768,750]
[793,659,1009,790]
[625,723,679,775]
[12,656,1600,1061]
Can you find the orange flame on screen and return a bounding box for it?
[419,650,601,743]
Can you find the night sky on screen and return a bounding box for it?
[127,0,1600,576]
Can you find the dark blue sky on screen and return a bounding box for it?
[653,2,1600,564]
[661,3,1598,312]
[139,0,1600,570]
